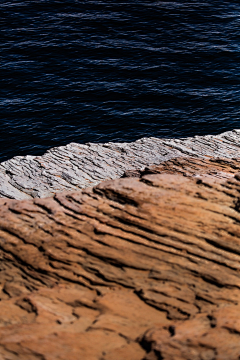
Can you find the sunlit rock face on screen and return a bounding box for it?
[1,157,240,359]
[1,129,240,200]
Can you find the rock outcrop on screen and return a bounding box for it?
[1,129,240,199]
[1,157,240,359]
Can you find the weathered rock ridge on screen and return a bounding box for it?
[1,157,240,359]
[1,129,240,199]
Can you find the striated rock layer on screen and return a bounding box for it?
[1,129,240,199]
[1,157,240,359]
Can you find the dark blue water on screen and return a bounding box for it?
[1,1,240,162]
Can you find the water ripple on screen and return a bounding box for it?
[0,0,240,161]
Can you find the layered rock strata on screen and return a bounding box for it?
[1,157,240,359]
[1,129,240,199]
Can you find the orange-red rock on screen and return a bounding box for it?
[140,304,240,360]
[1,157,240,359]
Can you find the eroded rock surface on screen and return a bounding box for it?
[123,156,240,182]
[140,304,240,360]
[1,157,240,359]
[1,129,240,199]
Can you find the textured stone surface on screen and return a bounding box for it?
[140,304,240,360]
[1,157,240,358]
[1,129,240,199]
[123,156,240,182]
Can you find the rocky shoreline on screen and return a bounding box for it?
[1,132,240,359]
[1,129,240,199]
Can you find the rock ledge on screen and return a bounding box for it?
[1,129,240,199]
[1,157,240,359]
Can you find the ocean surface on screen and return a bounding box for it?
[1,1,240,162]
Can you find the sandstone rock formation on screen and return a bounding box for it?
[1,129,240,199]
[140,304,240,360]
[1,157,240,359]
